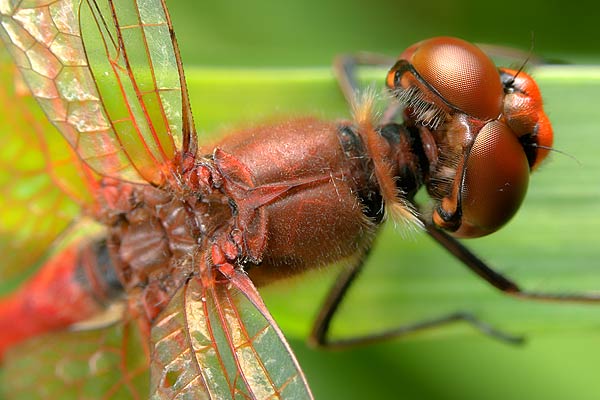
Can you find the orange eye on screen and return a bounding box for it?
[500,68,554,169]
[388,37,503,121]
[452,121,530,238]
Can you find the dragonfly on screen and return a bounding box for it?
[1,0,600,399]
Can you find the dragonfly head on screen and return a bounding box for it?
[386,36,553,238]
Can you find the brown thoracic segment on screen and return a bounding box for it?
[0,115,429,349]
[93,117,411,318]
[212,118,383,286]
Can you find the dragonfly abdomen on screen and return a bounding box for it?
[0,239,123,358]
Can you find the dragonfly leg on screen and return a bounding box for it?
[333,52,402,124]
[308,247,523,350]
[426,223,600,303]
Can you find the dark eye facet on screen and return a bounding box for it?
[453,121,530,238]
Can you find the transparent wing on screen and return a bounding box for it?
[0,0,196,186]
[0,41,97,282]
[150,261,314,399]
[1,320,149,399]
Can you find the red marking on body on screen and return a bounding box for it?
[0,244,102,359]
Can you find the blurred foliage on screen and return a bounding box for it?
[168,0,600,66]
[1,0,600,399]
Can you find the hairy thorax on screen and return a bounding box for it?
[90,118,383,320]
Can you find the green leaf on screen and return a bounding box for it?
[187,65,600,400]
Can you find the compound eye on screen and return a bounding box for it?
[453,121,530,238]
[402,37,504,121]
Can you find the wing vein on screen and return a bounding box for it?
[110,0,173,164]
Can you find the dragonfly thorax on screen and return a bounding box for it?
[94,174,234,320]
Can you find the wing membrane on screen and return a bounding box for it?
[0,42,97,282]
[150,261,313,399]
[2,320,149,399]
[0,0,196,185]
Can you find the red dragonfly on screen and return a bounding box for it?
[0,0,599,399]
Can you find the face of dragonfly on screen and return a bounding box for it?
[386,37,553,238]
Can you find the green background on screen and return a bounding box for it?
[168,0,600,66]
[166,1,600,399]
[2,0,600,399]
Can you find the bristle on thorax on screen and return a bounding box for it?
[352,90,424,234]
